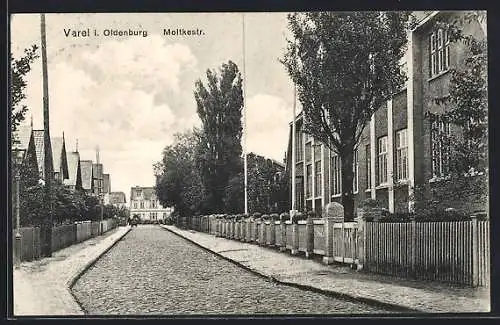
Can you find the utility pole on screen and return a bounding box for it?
[96,146,103,222]
[41,13,54,257]
[242,13,248,216]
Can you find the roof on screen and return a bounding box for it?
[92,163,103,179]
[51,137,64,173]
[33,130,45,176]
[80,160,93,190]
[103,174,111,193]
[109,192,126,204]
[12,124,32,151]
[64,151,80,186]
[130,186,156,201]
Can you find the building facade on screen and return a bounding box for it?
[287,11,487,216]
[129,186,173,221]
[109,191,127,209]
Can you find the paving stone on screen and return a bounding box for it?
[72,225,387,315]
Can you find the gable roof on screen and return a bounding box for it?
[80,160,93,190]
[32,130,54,178]
[130,186,156,201]
[51,137,65,173]
[64,151,81,187]
[109,191,126,204]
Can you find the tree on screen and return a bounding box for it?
[281,12,414,221]
[223,153,288,215]
[416,12,488,216]
[155,129,204,219]
[11,45,39,136]
[194,61,244,214]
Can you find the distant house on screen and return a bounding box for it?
[12,123,38,177]
[64,151,83,191]
[92,163,103,198]
[129,186,173,221]
[80,160,94,194]
[109,191,127,209]
[32,129,54,181]
[102,173,111,203]
[51,135,69,184]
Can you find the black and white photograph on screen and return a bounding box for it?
[9,10,489,316]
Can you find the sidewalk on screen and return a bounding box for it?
[13,226,131,316]
[161,225,490,314]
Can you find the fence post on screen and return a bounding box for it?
[471,215,479,287]
[411,218,417,278]
[291,222,299,255]
[323,217,334,264]
[305,217,314,259]
[279,213,288,252]
[355,210,365,270]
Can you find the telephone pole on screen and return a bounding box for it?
[41,13,54,257]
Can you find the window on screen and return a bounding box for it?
[366,144,371,188]
[305,143,312,163]
[331,154,341,196]
[140,201,144,209]
[353,149,359,193]
[305,132,312,143]
[295,130,303,161]
[163,213,167,218]
[134,201,138,209]
[315,161,322,197]
[295,177,304,211]
[306,164,312,198]
[396,129,409,181]
[431,116,451,178]
[378,136,388,185]
[151,200,156,208]
[430,28,450,77]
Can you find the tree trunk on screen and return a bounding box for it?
[340,149,355,222]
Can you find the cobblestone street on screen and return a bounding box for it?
[72,225,390,315]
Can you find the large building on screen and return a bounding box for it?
[129,186,173,221]
[287,11,487,216]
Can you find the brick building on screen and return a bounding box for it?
[130,186,173,221]
[287,11,487,216]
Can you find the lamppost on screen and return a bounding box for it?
[13,149,25,265]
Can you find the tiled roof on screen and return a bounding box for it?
[109,191,126,204]
[33,130,45,177]
[51,137,64,173]
[80,160,93,190]
[103,174,111,193]
[130,186,156,201]
[12,124,32,151]
[64,151,80,187]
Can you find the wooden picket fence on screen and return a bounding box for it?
[192,215,490,287]
[365,220,490,287]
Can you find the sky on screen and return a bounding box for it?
[11,13,297,203]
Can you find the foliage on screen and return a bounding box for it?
[155,129,204,219]
[11,45,39,137]
[194,61,243,214]
[281,12,415,221]
[222,153,288,215]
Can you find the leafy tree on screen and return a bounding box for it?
[223,153,288,215]
[11,45,39,136]
[281,12,415,221]
[194,61,243,214]
[155,129,204,219]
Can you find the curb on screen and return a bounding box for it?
[67,226,132,314]
[160,225,422,314]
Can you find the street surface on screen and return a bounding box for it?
[72,225,389,315]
